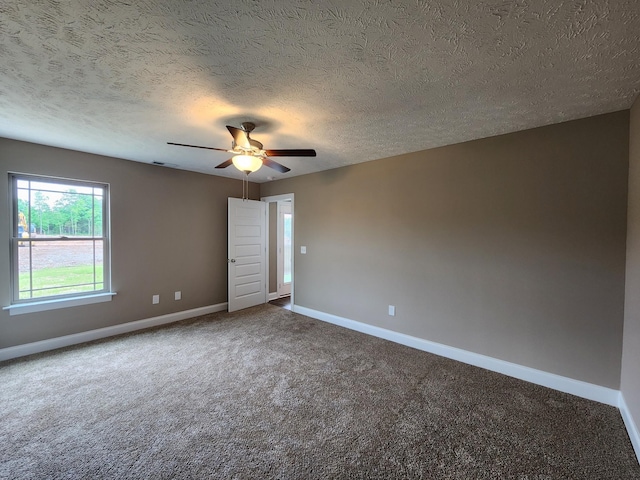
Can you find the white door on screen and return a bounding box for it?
[277,201,292,297]
[228,197,266,312]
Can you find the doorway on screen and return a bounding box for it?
[262,193,294,310]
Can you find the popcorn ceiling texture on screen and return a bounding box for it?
[0,0,639,181]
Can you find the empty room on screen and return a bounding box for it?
[1,1,640,478]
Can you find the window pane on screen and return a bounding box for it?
[21,180,103,238]
[18,239,104,299]
[30,189,49,236]
[283,213,292,284]
[93,195,103,236]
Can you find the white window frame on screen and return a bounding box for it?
[3,173,114,315]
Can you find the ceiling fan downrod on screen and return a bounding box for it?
[240,122,256,133]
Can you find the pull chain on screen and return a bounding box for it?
[242,171,249,200]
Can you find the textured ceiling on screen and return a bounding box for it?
[1,1,639,183]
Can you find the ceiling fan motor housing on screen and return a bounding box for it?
[231,122,263,153]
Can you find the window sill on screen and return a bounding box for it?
[3,292,117,316]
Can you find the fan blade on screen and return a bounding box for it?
[167,142,230,152]
[226,125,251,149]
[215,159,234,169]
[262,157,291,173]
[264,149,316,157]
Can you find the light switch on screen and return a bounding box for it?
[388,305,396,316]
[301,246,307,254]
[152,295,160,304]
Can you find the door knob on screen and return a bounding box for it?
[228,258,236,263]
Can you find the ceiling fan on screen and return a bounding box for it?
[168,122,316,174]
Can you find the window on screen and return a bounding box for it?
[8,173,111,311]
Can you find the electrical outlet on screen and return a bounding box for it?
[301,246,307,254]
[388,305,396,316]
[152,294,160,304]
[175,291,181,301]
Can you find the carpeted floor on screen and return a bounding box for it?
[1,304,639,479]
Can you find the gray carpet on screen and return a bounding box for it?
[1,304,639,479]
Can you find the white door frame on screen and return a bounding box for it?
[261,193,295,307]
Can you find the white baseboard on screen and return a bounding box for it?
[0,303,228,362]
[293,305,620,407]
[268,292,279,301]
[620,393,640,463]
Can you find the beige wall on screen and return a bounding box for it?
[622,98,640,434]
[261,111,629,389]
[0,138,258,348]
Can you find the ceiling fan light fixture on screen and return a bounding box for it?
[232,154,262,173]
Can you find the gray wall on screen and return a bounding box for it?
[261,111,629,389]
[622,98,640,435]
[0,138,258,348]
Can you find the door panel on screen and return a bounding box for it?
[228,197,266,312]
